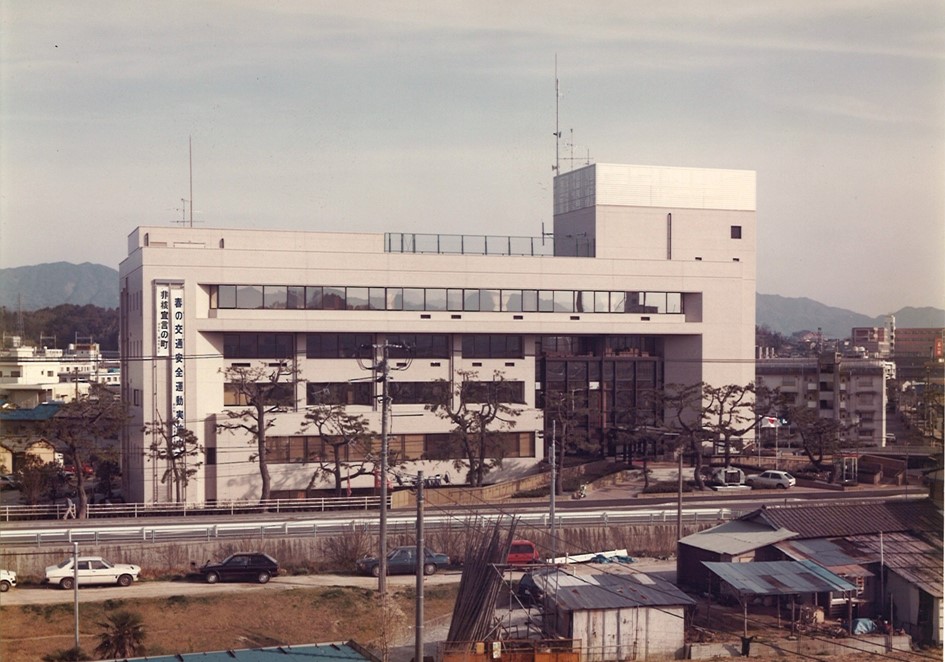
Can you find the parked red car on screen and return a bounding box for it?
[507,539,540,565]
[62,463,94,478]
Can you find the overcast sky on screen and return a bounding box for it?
[1,1,942,316]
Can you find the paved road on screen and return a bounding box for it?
[0,569,465,606]
[0,557,679,608]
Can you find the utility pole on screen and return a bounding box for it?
[550,420,556,564]
[378,343,390,594]
[357,341,411,596]
[676,446,683,543]
[415,471,425,662]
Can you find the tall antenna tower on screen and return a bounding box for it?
[173,137,196,227]
[189,135,194,227]
[16,294,24,338]
[553,55,561,175]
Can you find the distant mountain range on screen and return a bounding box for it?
[755,294,944,337]
[1,262,942,338]
[0,262,119,310]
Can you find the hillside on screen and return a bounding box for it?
[0,262,119,310]
[1,263,942,337]
[756,294,945,337]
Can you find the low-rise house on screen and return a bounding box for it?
[0,402,62,472]
[677,500,943,645]
[531,564,694,661]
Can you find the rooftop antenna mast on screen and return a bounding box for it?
[553,55,561,176]
[172,137,197,227]
[189,135,194,228]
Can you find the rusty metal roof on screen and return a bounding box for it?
[842,531,943,598]
[703,560,858,597]
[534,564,695,612]
[741,499,943,539]
[774,539,875,578]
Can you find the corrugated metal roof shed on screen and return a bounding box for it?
[534,564,695,612]
[678,519,797,554]
[122,642,375,661]
[844,532,943,598]
[742,500,942,539]
[703,560,858,597]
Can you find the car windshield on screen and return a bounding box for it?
[56,559,73,569]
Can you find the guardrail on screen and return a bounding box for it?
[0,495,385,522]
[0,507,736,547]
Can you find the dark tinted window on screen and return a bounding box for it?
[388,334,450,358]
[306,333,374,358]
[223,333,294,358]
[461,335,523,358]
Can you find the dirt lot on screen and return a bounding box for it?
[0,581,459,662]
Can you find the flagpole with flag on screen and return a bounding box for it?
[761,416,781,468]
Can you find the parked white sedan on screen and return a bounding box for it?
[0,568,16,592]
[44,556,141,590]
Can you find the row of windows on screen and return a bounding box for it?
[306,333,450,359]
[223,333,524,359]
[211,284,684,315]
[226,380,528,408]
[543,358,660,384]
[264,431,534,463]
[539,335,658,357]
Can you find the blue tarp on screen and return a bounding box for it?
[591,554,635,564]
[850,618,878,635]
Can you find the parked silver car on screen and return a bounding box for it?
[746,470,796,489]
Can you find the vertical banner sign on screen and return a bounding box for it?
[155,285,171,357]
[170,285,186,463]
[154,282,187,500]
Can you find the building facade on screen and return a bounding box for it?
[756,353,890,447]
[0,339,117,408]
[851,315,895,359]
[119,163,757,504]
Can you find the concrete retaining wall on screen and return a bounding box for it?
[0,518,717,582]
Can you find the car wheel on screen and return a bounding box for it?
[371,565,381,578]
[60,577,75,590]
[776,483,787,489]
[0,580,10,592]
[205,571,220,584]
[256,571,271,584]
[117,574,133,587]
[423,563,437,576]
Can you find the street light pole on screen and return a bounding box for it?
[415,471,424,662]
[73,542,80,650]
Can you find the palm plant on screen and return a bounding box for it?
[94,610,146,659]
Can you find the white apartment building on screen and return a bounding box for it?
[119,163,757,504]
[756,353,890,448]
[0,339,115,407]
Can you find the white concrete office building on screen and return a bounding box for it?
[119,163,756,504]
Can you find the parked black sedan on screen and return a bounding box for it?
[356,546,450,577]
[196,552,279,584]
